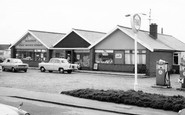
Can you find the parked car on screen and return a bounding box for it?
[0,103,30,115]
[1,58,29,72]
[38,58,79,74]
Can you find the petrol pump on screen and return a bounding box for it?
[156,59,171,87]
[179,62,185,89]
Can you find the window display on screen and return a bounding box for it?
[95,50,113,64]
[16,49,47,61]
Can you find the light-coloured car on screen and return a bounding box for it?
[38,58,79,74]
[0,103,30,115]
[1,58,29,72]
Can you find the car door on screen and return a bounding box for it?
[46,59,54,70]
[3,59,11,69]
[53,59,60,70]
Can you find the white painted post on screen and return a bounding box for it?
[134,33,138,90]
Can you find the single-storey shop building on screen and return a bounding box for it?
[10,24,185,76]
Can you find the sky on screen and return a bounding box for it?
[0,0,185,44]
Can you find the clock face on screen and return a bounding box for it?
[131,14,141,33]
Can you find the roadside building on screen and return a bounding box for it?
[53,28,106,70]
[10,30,66,67]
[90,24,185,76]
[10,24,185,77]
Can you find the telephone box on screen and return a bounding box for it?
[156,59,168,86]
[179,63,185,88]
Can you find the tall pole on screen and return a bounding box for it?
[134,33,138,90]
[130,14,141,91]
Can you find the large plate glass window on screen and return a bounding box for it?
[95,50,113,64]
[125,50,146,64]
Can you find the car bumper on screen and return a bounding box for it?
[14,67,28,71]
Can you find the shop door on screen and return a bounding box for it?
[80,53,90,69]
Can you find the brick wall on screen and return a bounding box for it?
[146,50,173,77]
[97,64,146,73]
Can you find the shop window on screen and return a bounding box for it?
[16,49,47,61]
[95,50,113,64]
[125,50,146,64]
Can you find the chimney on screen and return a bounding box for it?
[149,23,158,39]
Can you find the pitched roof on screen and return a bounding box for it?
[91,25,185,52]
[28,30,66,48]
[118,25,185,51]
[0,44,11,50]
[73,28,106,45]
[11,30,66,49]
[53,28,106,48]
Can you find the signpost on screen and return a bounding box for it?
[126,13,143,90]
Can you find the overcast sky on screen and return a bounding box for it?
[0,0,185,44]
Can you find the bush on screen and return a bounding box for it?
[61,89,185,112]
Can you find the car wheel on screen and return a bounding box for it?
[11,67,16,72]
[40,67,45,72]
[24,69,27,72]
[59,68,64,73]
[48,70,53,73]
[67,70,72,74]
[2,66,5,71]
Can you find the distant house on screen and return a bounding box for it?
[0,44,11,61]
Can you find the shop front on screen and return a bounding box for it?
[94,49,146,73]
[10,30,66,67]
[74,50,90,69]
[11,33,49,67]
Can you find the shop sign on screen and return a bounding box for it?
[115,53,122,59]
[131,14,141,33]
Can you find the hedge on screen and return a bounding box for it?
[61,88,185,112]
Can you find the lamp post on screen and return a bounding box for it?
[125,13,146,90]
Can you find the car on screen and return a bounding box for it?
[38,58,79,74]
[1,58,29,72]
[0,102,30,115]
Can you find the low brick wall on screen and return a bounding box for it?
[96,64,146,73]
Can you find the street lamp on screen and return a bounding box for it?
[125,13,146,90]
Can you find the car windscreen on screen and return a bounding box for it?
[12,59,23,63]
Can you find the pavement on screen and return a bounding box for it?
[0,87,177,115]
[0,69,178,115]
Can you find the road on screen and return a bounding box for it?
[0,96,123,115]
